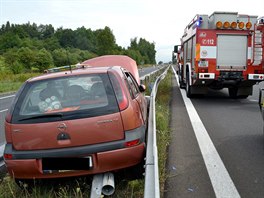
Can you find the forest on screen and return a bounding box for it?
[0,21,156,74]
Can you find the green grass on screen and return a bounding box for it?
[0,173,145,198]
[0,176,91,198]
[155,69,172,196]
[0,72,41,93]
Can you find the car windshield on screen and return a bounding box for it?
[12,73,119,123]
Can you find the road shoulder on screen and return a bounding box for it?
[164,76,215,198]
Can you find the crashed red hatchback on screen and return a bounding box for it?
[4,55,148,183]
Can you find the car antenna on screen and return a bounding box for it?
[67,49,72,73]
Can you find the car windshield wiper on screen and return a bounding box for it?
[19,113,63,121]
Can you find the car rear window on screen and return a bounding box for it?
[11,74,119,124]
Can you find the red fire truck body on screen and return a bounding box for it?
[175,12,264,98]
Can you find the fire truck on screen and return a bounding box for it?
[174,12,264,98]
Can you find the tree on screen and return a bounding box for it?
[3,48,19,67]
[0,33,21,53]
[52,48,68,66]
[23,22,40,38]
[34,49,53,71]
[10,61,24,74]
[37,24,55,39]
[17,47,35,70]
[0,21,157,73]
[43,37,61,51]
[128,37,156,64]
[130,38,138,50]
[95,26,116,55]
[79,50,97,61]
[137,38,156,64]
[55,28,75,48]
[124,49,143,65]
[74,27,90,50]
[3,48,25,74]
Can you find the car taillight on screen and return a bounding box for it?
[4,153,13,160]
[108,71,128,111]
[125,139,140,147]
[118,93,128,110]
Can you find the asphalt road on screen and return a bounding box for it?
[165,73,264,198]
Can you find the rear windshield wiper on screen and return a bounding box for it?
[19,113,63,121]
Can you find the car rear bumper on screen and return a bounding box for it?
[5,143,145,179]
[4,125,146,179]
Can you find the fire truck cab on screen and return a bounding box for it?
[174,12,264,98]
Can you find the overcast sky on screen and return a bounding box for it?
[0,0,263,63]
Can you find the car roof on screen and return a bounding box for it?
[28,66,111,82]
[81,55,140,84]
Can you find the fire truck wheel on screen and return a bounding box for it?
[178,68,185,89]
[228,87,238,98]
[179,79,185,89]
[238,95,249,99]
[186,72,192,98]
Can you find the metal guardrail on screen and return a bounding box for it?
[144,66,170,198]
[140,67,164,80]
[0,144,4,168]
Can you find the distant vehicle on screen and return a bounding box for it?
[174,12,264,98]
[4,55,148,185]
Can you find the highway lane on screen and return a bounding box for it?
[165,74,264,198]
[191,86,264,198]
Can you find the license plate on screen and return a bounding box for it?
[42,156,93,172]
[198,60,208,67]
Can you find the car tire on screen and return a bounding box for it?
[186,72,192,98]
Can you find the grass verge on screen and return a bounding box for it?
[155,68,172,196]
[0,72,41,93]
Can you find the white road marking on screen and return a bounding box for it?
[249,99,258,102]
[0,109,8,113]
[0,95,15,100]
[172,67,240,198]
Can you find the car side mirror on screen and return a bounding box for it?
[139,84,146,92]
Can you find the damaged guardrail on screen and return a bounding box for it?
[144,66,170,198]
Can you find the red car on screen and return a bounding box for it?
[4,55,148,184]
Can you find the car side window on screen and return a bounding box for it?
[125,72,140,99]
